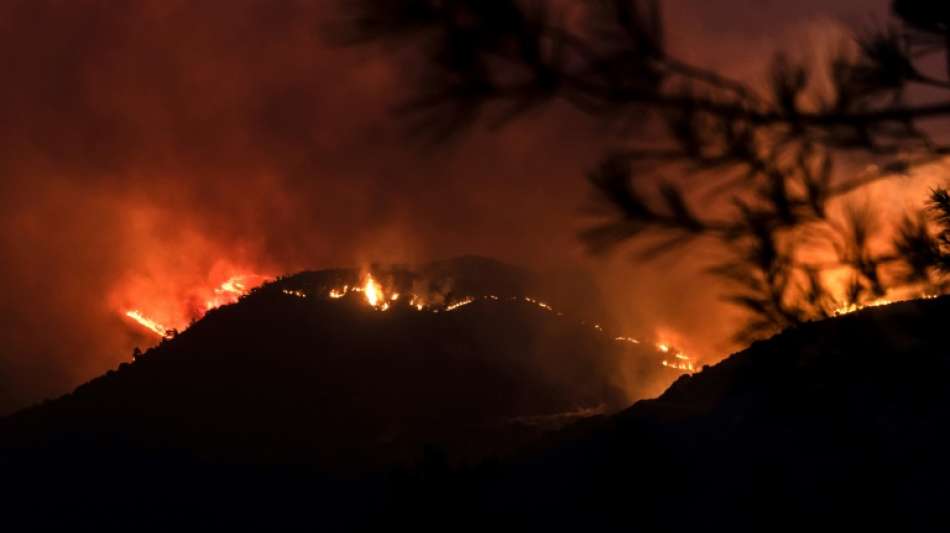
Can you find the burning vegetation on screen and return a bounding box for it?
[124,310,170,339]
[123,264,702,375]
[121,258,940,378]
[122,273,271,339]
[832,293,940,317]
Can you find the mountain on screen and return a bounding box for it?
[0,256,678,528]
[5,257,946,530]
[4,257,646,464]
[430,294,950,531]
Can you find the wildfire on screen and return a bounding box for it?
[350,274,393,310]
[323,274,495,313]
[832,298,892,316]
[661,353,697,372]
[203,275,268,311]
[615,332,700,372]
[319,276,573,321]
[282,289,307,299]
[445,297,475,311]
[832,294,938,316]
[329,274,396,310]
[216,277,246,297]
[363,275,384,307]
[613,332,698,373]
[614,336,640,344]
[122,273,269,339]
[654,336,698,373]
[125,310,170,338]
[524,297,552,311]
[124,264,710,379]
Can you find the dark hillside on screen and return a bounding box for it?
[1,258,658,477]
[446,295,950,531]
[5,259,947,530]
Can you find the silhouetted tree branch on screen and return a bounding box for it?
[341,0,950,342]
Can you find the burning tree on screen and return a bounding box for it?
[339,0,950,341]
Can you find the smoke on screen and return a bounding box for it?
[0,0,893,414]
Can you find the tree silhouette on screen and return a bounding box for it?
[340,0,950,341]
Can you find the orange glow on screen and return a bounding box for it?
[120,269,269,339]
[614,336,640,344]
[125,310,170,338]
[329,285,349,299]
[362,275,384,307]
[832,294,938,316]
[282,289,307,299]
[833,297,892,316]
[655,337,698,373]
[661,356,696,372]
[337,274,394,310]
[445,297,475,311]
[409,294,426,310]
[203,275,265,310]
[524,297,553,311]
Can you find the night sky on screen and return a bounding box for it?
[0,0,893,413]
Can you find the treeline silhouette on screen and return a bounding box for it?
[340,0,950,341]
[4,258,639,469]
[4,273,950,530]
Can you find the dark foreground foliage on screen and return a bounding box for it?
[339,0,950,342]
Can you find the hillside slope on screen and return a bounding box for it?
[5,260,947,530]
[444,295,950,531]
[1,258,664,472]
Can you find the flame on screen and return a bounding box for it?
[328,275,412,311]
[362,275,383,307]
[216,277,246,296]
[445,297,474,311]
[122,264,712,379]
[203,275,268,310]
[614,333,697,372]
[832,294,938,316]
[320,275,708,376]
[122,271,268,339]
[123,263,711,380]
[614,336,640,344]
[323,278,565,316]
[833,297,892,316]
[661,357,696,372]
[524,297,552,311]
[337,274,392,310]
[655,337,698,373]
[125,310,170,338]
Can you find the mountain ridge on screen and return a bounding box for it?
[5,258,945,530]
[2,256,662,472]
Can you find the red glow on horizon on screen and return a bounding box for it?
[117,266,271,339]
